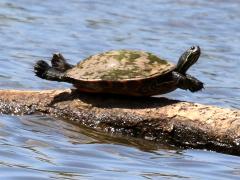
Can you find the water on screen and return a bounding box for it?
[0,0,239,179]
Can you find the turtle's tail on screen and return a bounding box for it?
[51,53,74,72]
[34,60,51,79]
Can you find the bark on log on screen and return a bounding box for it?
[0,89,239,155]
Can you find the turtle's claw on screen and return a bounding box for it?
[34,60,50,79]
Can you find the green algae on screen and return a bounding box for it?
[113,50,141,62]
[147,53,167,64]
[100,66,143,80]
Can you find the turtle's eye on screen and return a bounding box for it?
[190,46,200,53]
[190,46,195,50]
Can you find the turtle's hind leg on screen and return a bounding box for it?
[51,53,74,72]
[34,60,65,82]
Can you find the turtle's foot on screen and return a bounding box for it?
[174,72,204,92]
[186,74,204,92]
[188,80,204,92]
[51,53,73,72]
[34,60,51,79]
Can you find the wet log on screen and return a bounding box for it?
[0,89,239,155]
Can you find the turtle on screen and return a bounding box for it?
[34,46,203,96]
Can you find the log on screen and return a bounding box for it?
[0,89,239,155]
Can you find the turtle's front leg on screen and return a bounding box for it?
[51,53,74,72]
[173,72,204,92]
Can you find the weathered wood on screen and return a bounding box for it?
[0,89,239,155]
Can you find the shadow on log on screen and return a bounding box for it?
[0,89,239,155]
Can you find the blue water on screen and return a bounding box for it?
[0,0,240,179]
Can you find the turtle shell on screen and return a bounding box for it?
[66,50,175,81]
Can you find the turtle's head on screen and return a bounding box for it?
[176,46,201,74]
